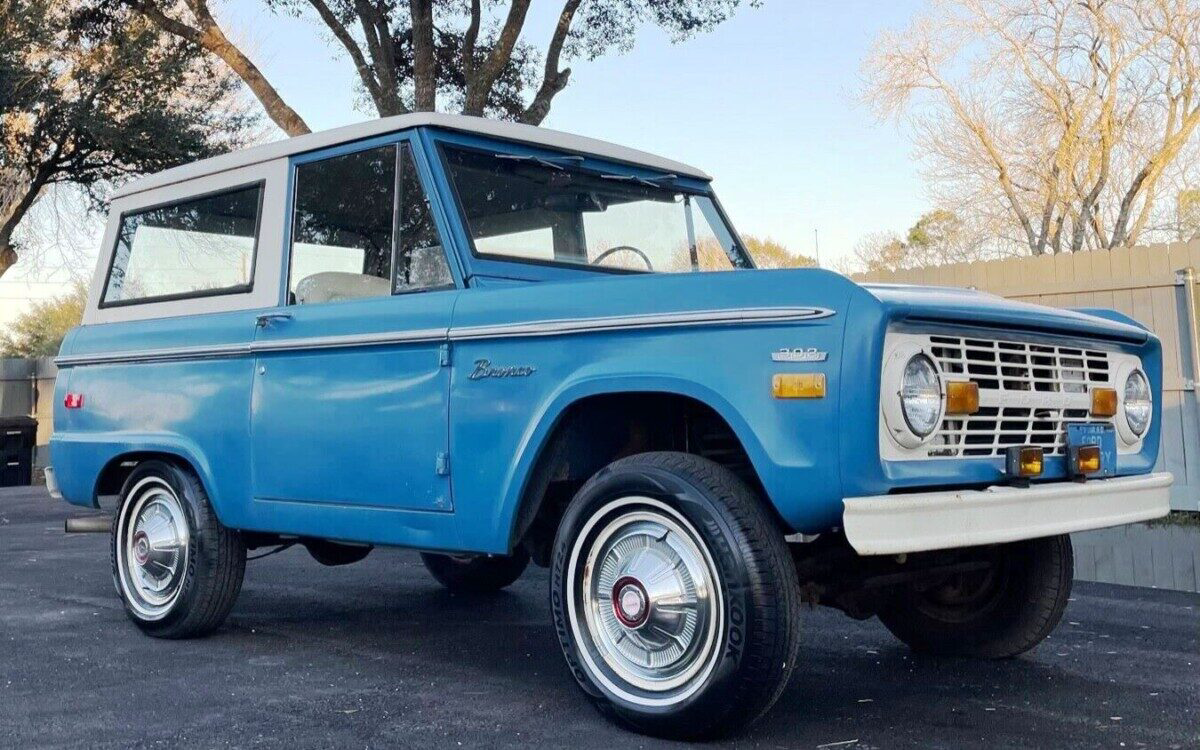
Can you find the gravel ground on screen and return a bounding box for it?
[1,486,1197,749]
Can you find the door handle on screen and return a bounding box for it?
[256,312,293,328]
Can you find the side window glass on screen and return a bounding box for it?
[102,184,261,306]
[393,143,453,294]
[290,145,395,304]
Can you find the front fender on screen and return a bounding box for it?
[450,339,846,553]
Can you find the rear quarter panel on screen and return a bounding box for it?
[51,310,259,522]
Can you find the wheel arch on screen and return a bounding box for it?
[91,440,220,518]
[502,376,778,565]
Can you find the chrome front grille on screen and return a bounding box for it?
[925,335,1114,458]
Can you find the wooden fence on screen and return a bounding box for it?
[856,239,1200,512]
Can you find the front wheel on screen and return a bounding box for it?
[551,452,801,740]
[878,534,1073,659]
[111,460,246,639]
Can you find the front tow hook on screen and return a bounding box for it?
[64,515,112,534]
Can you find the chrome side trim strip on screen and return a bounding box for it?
[251,327,446,353]
[55,306,835,366]
[55,342,252,366]
[448,306,835,341]
[55,328,447,366]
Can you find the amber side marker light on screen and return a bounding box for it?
[1071,444,1103,477]
[946,381,980,415]
[772,373,826,399]
[1091,387,1118,418]
[1005,445,1044,479]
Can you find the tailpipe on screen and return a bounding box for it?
[65,515,112,534]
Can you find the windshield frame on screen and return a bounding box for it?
[429,131,754,278]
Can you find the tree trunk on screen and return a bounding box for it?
[0,221,21,279]
[0,242,17,279]
[519,0,581,124]
[463,0,531,115]
[0,176,45,281]
[409,0,436,112]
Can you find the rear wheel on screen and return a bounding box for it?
[878,535,1073,658]
[551,452,801,740]
[111,460,246,639]
[421,551,529,592]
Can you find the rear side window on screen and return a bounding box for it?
[102,183,263,306]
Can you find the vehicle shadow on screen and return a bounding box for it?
[217,548,1090,748]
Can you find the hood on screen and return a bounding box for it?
[861,283,1150,344]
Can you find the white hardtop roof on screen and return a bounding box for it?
[113,112,711,199]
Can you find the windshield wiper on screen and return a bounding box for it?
[495,153,679,188]
[599,173,679,189]
[495,153,585,170]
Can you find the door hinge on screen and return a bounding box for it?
[438,343,451,367]
[435,451,450,475]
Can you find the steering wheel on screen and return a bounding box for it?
[591,245,654,271]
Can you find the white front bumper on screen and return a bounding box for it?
[843,472,1173,556]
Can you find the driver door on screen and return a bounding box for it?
[250,140,458,513]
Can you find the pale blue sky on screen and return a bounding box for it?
[2,0,930,320]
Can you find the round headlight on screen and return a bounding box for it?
[1123,369,1151,437]
[900,354,942,438]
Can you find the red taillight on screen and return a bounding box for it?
[64,393,84,409]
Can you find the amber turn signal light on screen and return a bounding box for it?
[1071,444,1103,476]
[945,381,980,415]
[1005,445,1044,478]
[772,373,826,399]
[1090,387,1118,418]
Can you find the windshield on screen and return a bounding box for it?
[442,146,752,273]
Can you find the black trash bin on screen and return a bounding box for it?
[0,416,36,487]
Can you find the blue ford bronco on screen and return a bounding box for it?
[49,114,1170,739]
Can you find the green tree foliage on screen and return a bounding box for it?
[742,235,817,269]
[0,0,256,278]
[1,282,86,357]
[852,209,993,273]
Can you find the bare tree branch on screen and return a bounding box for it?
[864,0,1200,256]
[463,0,531,115]
[520,0,581,124]
[130,0,311,136]
[461,0,481,81]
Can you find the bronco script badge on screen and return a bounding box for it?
[469,359,537,380]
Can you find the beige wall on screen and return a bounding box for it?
[34,376,54,450]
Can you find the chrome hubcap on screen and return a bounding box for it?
[117,477,189,620]
[612,576,649,628]
[569,497,722,706]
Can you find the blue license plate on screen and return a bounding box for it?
[1065,423,1117,477]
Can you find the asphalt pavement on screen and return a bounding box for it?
[1,486,1196,749]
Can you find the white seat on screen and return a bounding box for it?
[294,272,390,304]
